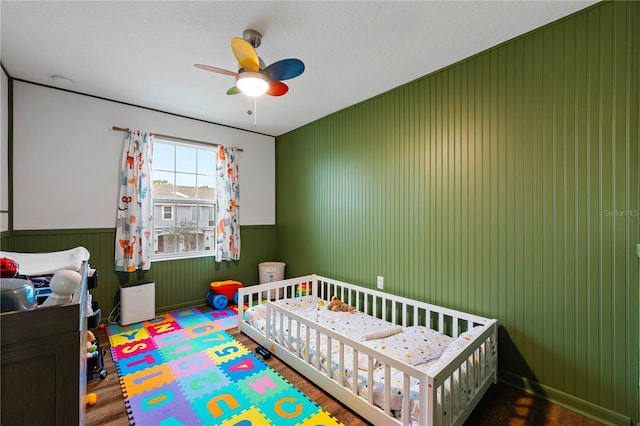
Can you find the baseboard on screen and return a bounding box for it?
[156,299,209,314]
[499,370,632,426]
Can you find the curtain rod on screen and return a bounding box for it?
[111,126,244,152]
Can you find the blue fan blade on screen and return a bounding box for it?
[263,58,305,81]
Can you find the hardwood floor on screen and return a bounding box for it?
[86,313,603,426]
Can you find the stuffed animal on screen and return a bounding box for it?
[86,330,98,358]
[327,295,355,313]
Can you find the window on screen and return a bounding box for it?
[162,205,173,220]
[151,138,217,260]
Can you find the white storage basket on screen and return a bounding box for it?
[258,262,286,299]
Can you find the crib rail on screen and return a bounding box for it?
[237,275,498,426]
[268,301,430,425]
[314,275,492,338]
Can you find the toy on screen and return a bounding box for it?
[86,330,98,358]
[255,346,271,359]
[40,269,82,307]
[86,330,108,381]
[0,257,18,278]
[85,393,98,406]
[206,280,244,310]
[327,295,355,312]
[296,281,310,297]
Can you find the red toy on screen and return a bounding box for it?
[206,280,244,309]
[0,257,18,278]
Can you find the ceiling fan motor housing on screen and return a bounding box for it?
[243,29,262,48]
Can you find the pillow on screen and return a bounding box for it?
[361,325,403,341]
[438,325,487,363]
[363,326,453,365]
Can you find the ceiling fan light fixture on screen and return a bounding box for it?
[236,72,269,97]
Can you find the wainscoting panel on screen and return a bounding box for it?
[8,225,277,320]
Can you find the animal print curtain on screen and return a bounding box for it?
[214,146,240,261]
[114,130,154,271]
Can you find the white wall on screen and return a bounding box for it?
[1,69,8,232]
[12,81,275,230]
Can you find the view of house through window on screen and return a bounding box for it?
[151,138,217,259]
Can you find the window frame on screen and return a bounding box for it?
[151,137,218,262]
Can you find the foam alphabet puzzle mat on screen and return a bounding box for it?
[106,307,344,425]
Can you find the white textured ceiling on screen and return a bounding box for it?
[1,1,597,136]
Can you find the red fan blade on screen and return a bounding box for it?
[194,64,238,77]
[267,81,289,97]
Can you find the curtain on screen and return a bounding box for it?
[114,130,153,272]
[214,146,240,261]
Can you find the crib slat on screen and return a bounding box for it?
[338,342,343,386]
[402,303,408,327]
[304,326,310,363]
[326,336,332,379]
[352,349,359,393]
[402,373,410,426]
[384,364,391,414]
[315,330,321,370]
[367,359,374,404]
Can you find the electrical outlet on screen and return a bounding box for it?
[377,276,384,290]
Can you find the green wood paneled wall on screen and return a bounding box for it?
[8,226,277,318]
[276,2,639,423]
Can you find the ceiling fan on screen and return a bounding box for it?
[195,29,305,97]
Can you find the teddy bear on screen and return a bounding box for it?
[327,295,355,313]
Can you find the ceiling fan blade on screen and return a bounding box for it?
[226,86,241,95]
[267,81,289,97]
[231,37,259,72]
[194,64,238,77]
[263,58,305,81]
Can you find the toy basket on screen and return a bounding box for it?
[259,262,286,299]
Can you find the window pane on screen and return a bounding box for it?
[176,145,196,173]
[154,227,176,254]
[197,174,215,199]
[154,203,175,226]
[200,204,215,251]
[175,173,196,199]
[152,171,174,197]
[197,149,215,175]
[176,207,197,252]
[153,143,174,171]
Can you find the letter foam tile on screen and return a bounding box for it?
[146,320,182,338]
[125,381,200,425]
[211,314,238,330]
[205,306,238,321]
[142,312,176,327]
[116,349,164,376]
[219,353,268,382]
[106,307,344,426]
[108,326,150,348]
[111,336,157,362]
[152,328,192,348]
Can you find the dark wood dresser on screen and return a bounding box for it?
[1,262,88,425]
